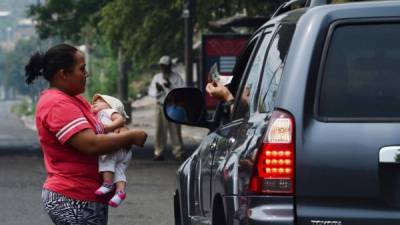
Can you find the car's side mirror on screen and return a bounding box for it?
[163,87,211,129]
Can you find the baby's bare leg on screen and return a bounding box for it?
[95,171,115,195]
[102,171,114,181]
[115,181,126,192]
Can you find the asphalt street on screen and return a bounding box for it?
[0,100,203,224]
[0,155,181,225]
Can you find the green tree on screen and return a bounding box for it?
[31,0,359,102]
[86,42,119,98]
[98,0,184,70]
[1,37,48,100]
[27,0,122,99]
[27,0,108,42]
[196,0,285,30]
[98,0,284,69]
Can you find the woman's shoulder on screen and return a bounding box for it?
[40,90,72,104]
[38,90,86,112]
[36,90,72,121]
[41,89,69,98]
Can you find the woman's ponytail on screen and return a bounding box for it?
[25,52,45,84]
[25,44,78,85]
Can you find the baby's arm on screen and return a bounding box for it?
[103,112,125,133]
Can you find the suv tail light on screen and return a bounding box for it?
[249,109,295,194]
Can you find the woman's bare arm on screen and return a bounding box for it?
[66,128,147,156]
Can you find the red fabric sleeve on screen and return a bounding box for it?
[47,100,92,144]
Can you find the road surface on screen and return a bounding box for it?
[0,100,203,224]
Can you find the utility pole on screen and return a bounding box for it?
[183,0,195,87]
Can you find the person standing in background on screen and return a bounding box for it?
[148,56,184,161]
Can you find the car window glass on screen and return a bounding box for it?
[259,24,296,113]
[233,32,272,120]
[318,23,400,119]
[228,37,258,97]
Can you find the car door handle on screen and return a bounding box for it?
[209,142,217,151]
[228,137,236,145]
[379,146,400,163]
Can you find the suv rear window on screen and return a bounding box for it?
[318,22,400,119]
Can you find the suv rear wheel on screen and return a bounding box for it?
[212,196,226,225]
[173,191,182,225]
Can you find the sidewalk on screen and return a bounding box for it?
[0,100,40,154]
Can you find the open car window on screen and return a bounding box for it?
[233,31,274,120]
[228,32,262,97]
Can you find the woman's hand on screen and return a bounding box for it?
[113,127,147,147]
[205,81,234,102]
[118,127,148,147]
[123,130,147,150]
[131,130,147,147]
[114,127,131,150]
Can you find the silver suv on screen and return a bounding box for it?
[164,1,400,224]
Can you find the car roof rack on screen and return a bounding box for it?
[271,0,307,18]
[271,0,329,18]
[306,0,329,7]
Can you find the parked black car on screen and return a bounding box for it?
[164,0,400,224]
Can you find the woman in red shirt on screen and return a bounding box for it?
[25,44,147,225]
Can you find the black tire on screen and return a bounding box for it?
[212,197,227,225]
[174,191,182,225]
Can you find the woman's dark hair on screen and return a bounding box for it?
[25,43,78,84]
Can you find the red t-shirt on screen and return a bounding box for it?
[36,89,108,203]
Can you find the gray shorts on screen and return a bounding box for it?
[41,189,108,225]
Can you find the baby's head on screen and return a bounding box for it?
[91,94,129,119]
